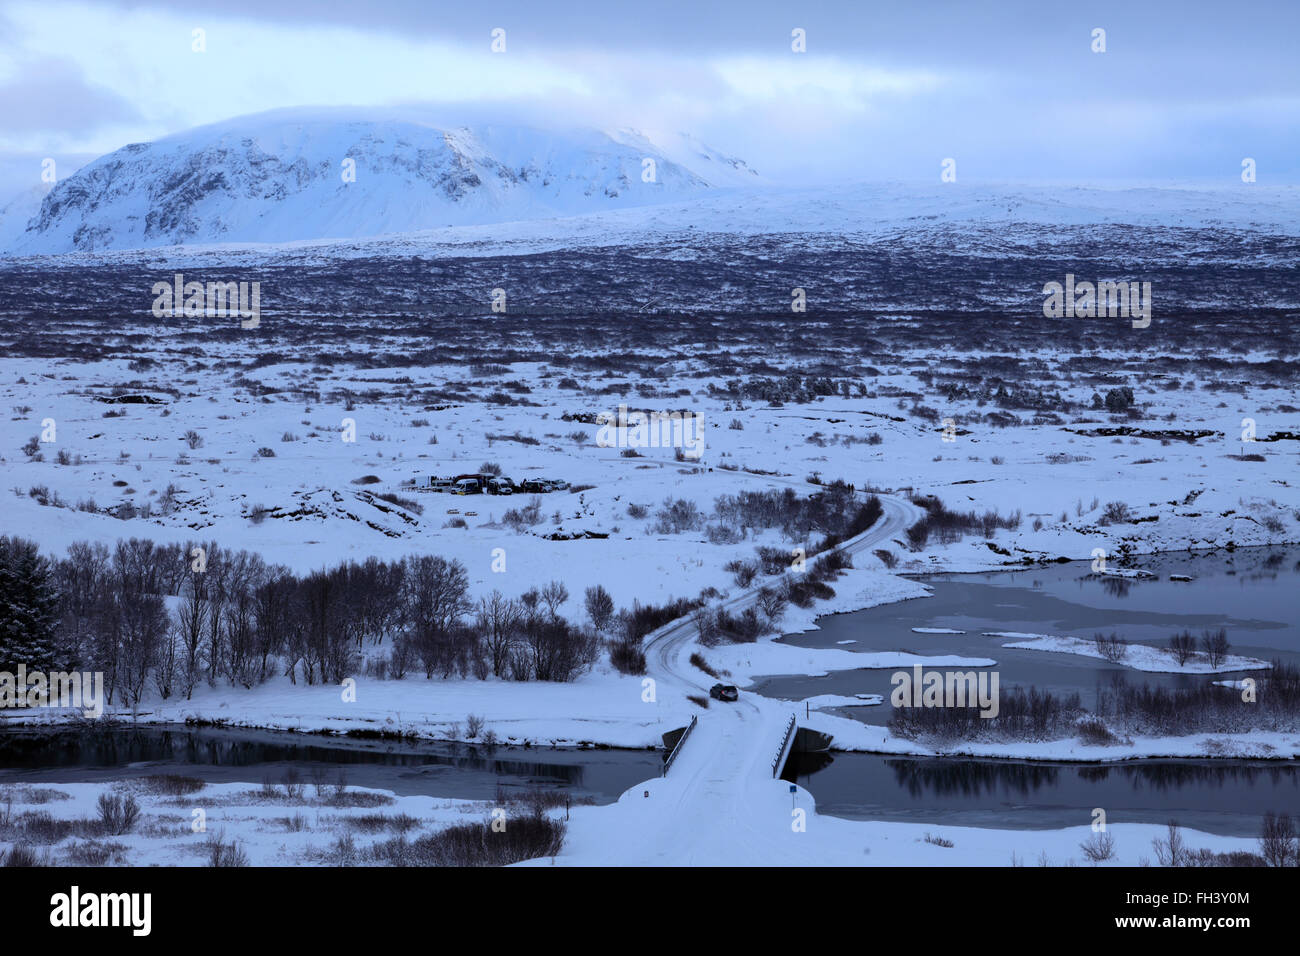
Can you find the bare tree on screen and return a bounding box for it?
[1200,628,1230,669]
[756,586,788,624]
[301,568,354,684]
[1259,812,1297,867]
[403,556,472,678]
[154,626,179,699]
[692,606,719,646]
[1152,820,1187,867]
[221,583,259,688]
[540,580,569,618]
[53,540,112,668]
[116,587,167,708]
[583,585,614,635]
[478,591,521,678]
[1079,830,1116,863]
[253,571,295,682]
[1168,631,1196,667]
[1094,632,1129,664]
[176,577,208,699]
[521,615,598,682]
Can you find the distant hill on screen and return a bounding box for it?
[4,110,760,254]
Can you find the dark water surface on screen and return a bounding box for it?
[782,750,1300,836]
[762,546,1299,834]
[0,725,661,804]
[757,546,1300,725]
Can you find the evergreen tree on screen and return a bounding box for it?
[0,536,61,672]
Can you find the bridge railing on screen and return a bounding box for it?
[771,713,797,777]
[662,714,698,777]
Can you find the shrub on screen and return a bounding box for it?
[1,844,40,867]
[652,498,703,534]
[755,585,788,623]
[725,559,759,588]
[689,652,718,678]
[364,816,565,866]
[144,775,205,796]
[375,491,423,515]
[281,769,305,800]
[609,640,647,675]
[620,596,704,644]
[96,793,141,836]
[783,577,835,608]
[904,495,1020,550]
[1080,830,1116,862]
[755,545,792,575]
[207,832,250,867]
[344,813,419,835]
[67,841,127,866]
[1093,632,1128,663]
[1076,716,1119,746]
[891,686,1085,743]
[704,523,743,545]
[503,497,544,532]
[1100,501,1132,525]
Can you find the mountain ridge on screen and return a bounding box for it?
[6,111,760,254]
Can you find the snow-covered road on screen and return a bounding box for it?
[549,492,923,865]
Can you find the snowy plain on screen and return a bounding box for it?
[2,146,1298,865]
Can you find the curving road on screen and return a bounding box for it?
[645,490,921,693]
[557,488,922,865]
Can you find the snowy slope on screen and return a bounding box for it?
[6,110,759,254]
[0,182,52,248]
[8,178,1296,268]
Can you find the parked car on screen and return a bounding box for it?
[709,683,739,702]
[485,477,515,495]
[517,478,548,493]
[545,479,570,491]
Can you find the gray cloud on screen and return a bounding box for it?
[1,0,1296,181]
[0,56,141,136]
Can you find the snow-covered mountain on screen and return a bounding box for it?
[0,182,54,248]
[5,110,760,254]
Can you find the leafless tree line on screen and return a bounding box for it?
[43,537,605,708]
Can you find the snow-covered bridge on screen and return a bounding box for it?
[541,492,923,865]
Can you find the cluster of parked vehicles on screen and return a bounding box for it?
[417,473,570,496]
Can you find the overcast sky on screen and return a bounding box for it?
[1,0,1296,185]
